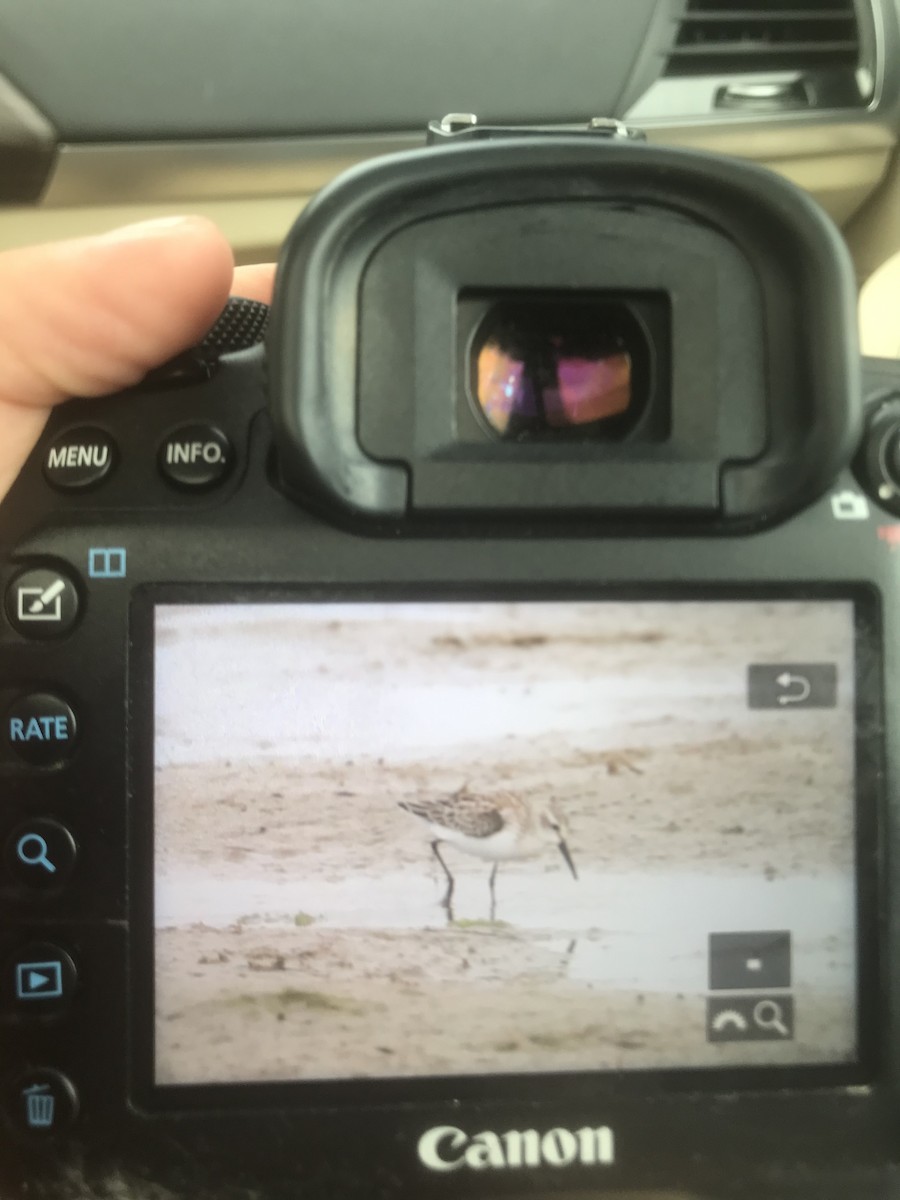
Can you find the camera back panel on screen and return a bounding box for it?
[1,139,900,1199]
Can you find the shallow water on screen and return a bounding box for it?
[156,866,855,994]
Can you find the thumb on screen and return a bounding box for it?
[0,216,235,500]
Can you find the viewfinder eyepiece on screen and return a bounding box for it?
[471,295,649,440]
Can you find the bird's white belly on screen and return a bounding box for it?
[431,822,541,862]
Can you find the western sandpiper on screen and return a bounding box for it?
[399,784,577,921]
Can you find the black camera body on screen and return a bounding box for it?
[1,125,900,1199]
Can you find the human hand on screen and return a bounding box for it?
[0,216,274,503]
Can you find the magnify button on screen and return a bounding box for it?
[753,999,791,1038]
[5,821,76,892]
[17,834,56,873]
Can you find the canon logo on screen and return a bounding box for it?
[417,1123,615,1172]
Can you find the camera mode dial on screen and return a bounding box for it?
[858,395,900,516]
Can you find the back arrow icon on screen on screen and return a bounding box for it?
[776,672,811,704]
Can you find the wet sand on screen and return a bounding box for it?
[156,922,853,1085]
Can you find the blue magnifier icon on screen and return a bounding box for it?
[16,833,57,874]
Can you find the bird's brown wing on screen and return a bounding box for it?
[399,797,504,839]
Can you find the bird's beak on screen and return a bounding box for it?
[558,838,578,880]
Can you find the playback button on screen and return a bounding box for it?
[4,943,76,1015]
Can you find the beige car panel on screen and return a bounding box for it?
[0,119,895,268]
[859,242,900,357]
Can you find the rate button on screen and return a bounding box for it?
[6,694,77,766]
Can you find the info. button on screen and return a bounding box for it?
[747,663,837,710]
[158,423,233,490]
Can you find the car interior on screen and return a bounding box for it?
[0,0,899,359]
[0,4,898,1200]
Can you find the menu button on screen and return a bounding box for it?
[43,428,116,491]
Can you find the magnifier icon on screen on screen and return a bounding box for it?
[16,834,57,874]
[754,999,789,1037]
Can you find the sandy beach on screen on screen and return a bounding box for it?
[153,600,857,1084]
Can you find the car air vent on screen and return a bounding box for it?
[665,0,860,78]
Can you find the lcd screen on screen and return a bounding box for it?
[152,599,858,1086]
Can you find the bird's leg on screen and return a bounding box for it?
[431,840,455,922]
[489,862,499,922]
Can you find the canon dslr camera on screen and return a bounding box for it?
[1,117,899,1200]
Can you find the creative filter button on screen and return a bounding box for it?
[5,568,80,639]
[6,694,77,765]
[158,424,233,489]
